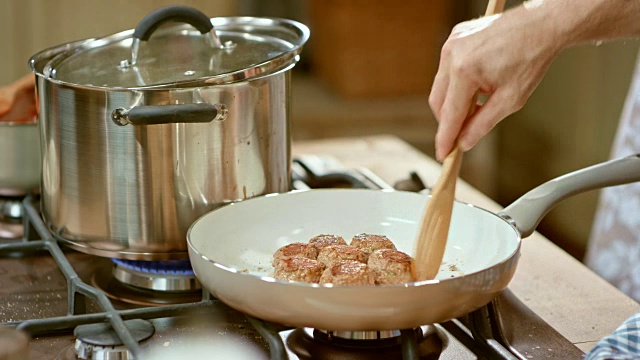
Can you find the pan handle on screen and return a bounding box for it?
[499,154,640,238]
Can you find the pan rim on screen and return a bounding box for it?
[186,188,522,289]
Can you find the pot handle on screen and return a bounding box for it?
[133,5,215,41]
[499,154,640,238]
[124,5,228,67]
[112,103,227,126]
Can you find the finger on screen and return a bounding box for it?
[435,74,478,161]
[428,41,453,121]
[429,71,449,122]
[458,88,515,151]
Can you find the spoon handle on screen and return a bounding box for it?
[414,146,463,280]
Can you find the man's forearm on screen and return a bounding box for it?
[540,0,640,48]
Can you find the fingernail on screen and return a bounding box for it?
[459,137,473,152]
[435,146,443,162]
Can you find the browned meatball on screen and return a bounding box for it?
[319,261,375,286]
[273,257,326,283]
[317,245,368,268]
[368,249,415,285]
[308,234,347,253]
[350,233,396,257]
[272,242,318,267]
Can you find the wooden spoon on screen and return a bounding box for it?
[414,0,506,281]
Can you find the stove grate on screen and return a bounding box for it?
[0,173,423,359]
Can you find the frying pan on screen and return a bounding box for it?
[188,154,640,331]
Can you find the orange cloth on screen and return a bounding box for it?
[0,74,37,122]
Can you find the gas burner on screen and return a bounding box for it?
[74,319,154,360]
[0,197,24,239]
[111,259,201,292]
[318,329,404,340]
[91,264,202,306]
[0,197,23,219]
[286,326,446,360]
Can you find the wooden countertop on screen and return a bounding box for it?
[292,135,640,353]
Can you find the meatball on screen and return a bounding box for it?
[273,257,326,283]
[272,242,318,267]
[350,233,396,257]
[368,249,415,285]
[308,234,347,253]
[317,245,368,267]
[319,260,375,286]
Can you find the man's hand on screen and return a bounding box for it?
[429,6,560,161]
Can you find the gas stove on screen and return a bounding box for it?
[0,156,584,359]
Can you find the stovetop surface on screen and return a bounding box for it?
[0,212,585,359]
[0,248,483,359]
[0,249,267,358]
[0,246,454,358]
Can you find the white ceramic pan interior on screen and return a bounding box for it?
[190,189,517,279]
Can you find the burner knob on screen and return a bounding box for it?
[0,328,29,360]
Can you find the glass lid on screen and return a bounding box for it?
[43,7,309,89]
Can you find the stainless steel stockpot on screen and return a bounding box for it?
[29,6,309,260]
